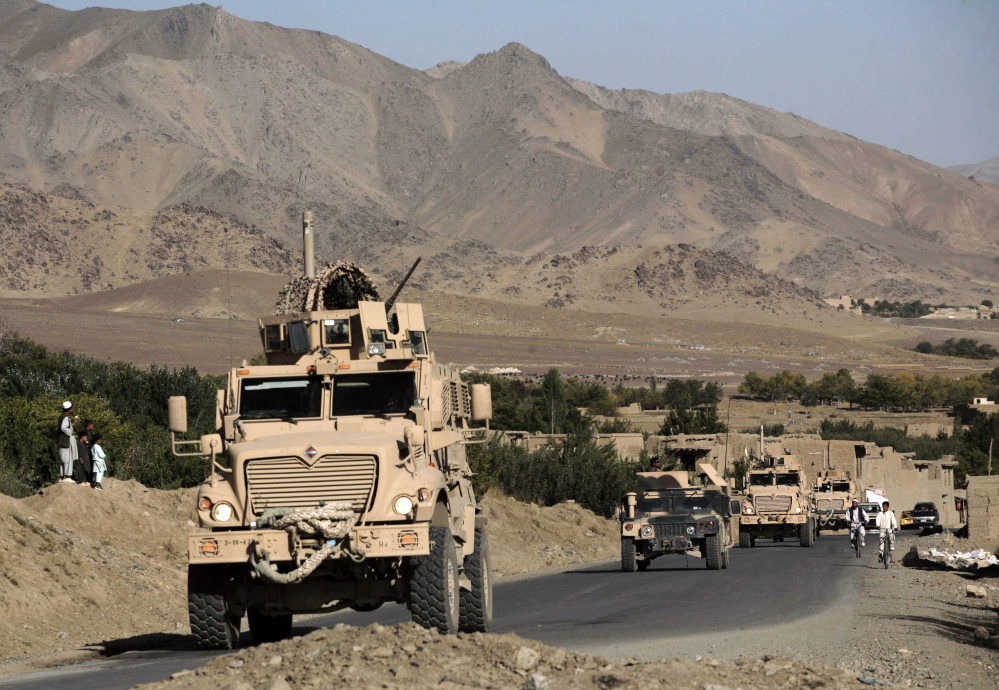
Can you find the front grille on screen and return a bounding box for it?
[755,495,792,513]
[245,454,377,515]
[654,524,687,538]
[815,498,844,512]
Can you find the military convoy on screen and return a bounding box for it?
[809,469,856,533]
[738,450,815,548]
[616,464,737,571]
[169,213,493,649]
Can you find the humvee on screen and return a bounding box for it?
[168,213,493,649]
[617,463,736,571]
[810,469,855,533]
[739,453,814,548]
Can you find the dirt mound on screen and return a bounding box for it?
[0,479,196,662]
[478,493,618,576]
[0,479,619,667]
[136,621,871,690]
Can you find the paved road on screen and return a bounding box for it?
[0,534,869,689]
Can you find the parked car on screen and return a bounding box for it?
[900,510,915,529]
[911,502,943,532]
[860,502,882,530]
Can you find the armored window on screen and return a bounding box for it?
[332,372,416,416]
[406,330,428,356]
[369,328,396,349]
[239,377,322,420]
[831,482,851,492]
[324,319,350,345]
[749,474,773,486]
[264,325,283,351]
[775,472,800,486]
[635,496,671,514]
[288,321,311,354]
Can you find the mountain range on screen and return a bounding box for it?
[0,0,997,311]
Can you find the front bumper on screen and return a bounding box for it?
[741,514,806,525]
[188,523,430,564]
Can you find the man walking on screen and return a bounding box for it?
[57,401,75,483]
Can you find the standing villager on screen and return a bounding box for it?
[91,433,107,491]
[75,424,93,485]
[57,401,75,483]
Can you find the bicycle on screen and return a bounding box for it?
[849,523,863,558]
[880,528,895,569]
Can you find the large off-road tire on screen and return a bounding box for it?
[721,547,730,569]
[621,538,638,572]
[188,564,241,650]
[410,526,460,634]
[247,607,292,645]
[459,527,493,633]
[799,518,815,547]
[739,530,752,549]
[637,559,649,571]
[705,534,722,570]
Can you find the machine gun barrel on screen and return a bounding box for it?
[385,257,422,311]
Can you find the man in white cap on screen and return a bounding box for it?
[57,401,76,483]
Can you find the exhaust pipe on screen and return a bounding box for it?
[302,211,315,279]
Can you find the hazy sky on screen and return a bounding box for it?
[45,0,999,168]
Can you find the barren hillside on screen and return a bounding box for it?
[949,155,999,185]
[0,0,997,304]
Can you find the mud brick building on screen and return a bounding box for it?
[965,475,999,551]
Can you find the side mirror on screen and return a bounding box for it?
[470,383,492,422]
[168,396,188,434]
[200,434,223,455]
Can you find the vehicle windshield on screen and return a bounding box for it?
[636,496,671,514]
[333,371,417,416]
[749,474,773,486]
[913,503,936,512]
[775,472,801,486]
[861,503,881,513]
[239,377,322,419]
[831,482,851,492]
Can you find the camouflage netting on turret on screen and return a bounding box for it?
[275,262,380,314]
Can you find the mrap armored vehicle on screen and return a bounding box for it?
[810,469,856,533]
[739,451,814,548]
[168,213,493,649]
[617,463,737,571]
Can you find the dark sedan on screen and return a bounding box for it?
[911,502,943,532]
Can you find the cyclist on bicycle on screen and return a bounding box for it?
[846,499,869,547]
[877,500,899,563]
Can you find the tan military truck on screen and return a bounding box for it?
[168,213,493,649]
[617,463,737,571]
[739,454,814,548]
[810,469,856,533]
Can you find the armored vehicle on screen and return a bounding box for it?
[739,453,814,548]
[810,469,856,532]
[617,464,737,571]
[168,213,493,649]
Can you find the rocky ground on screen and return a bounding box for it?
[838,537,999,688]
[136,621,875,690]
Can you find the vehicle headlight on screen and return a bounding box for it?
[686,525,696,535]
[393,495,414,515]
[211,502,233,522]
[743,506,753,514]
[640,525,654,538]
[795,507,801,513]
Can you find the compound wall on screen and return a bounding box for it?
[966,475,999,552]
